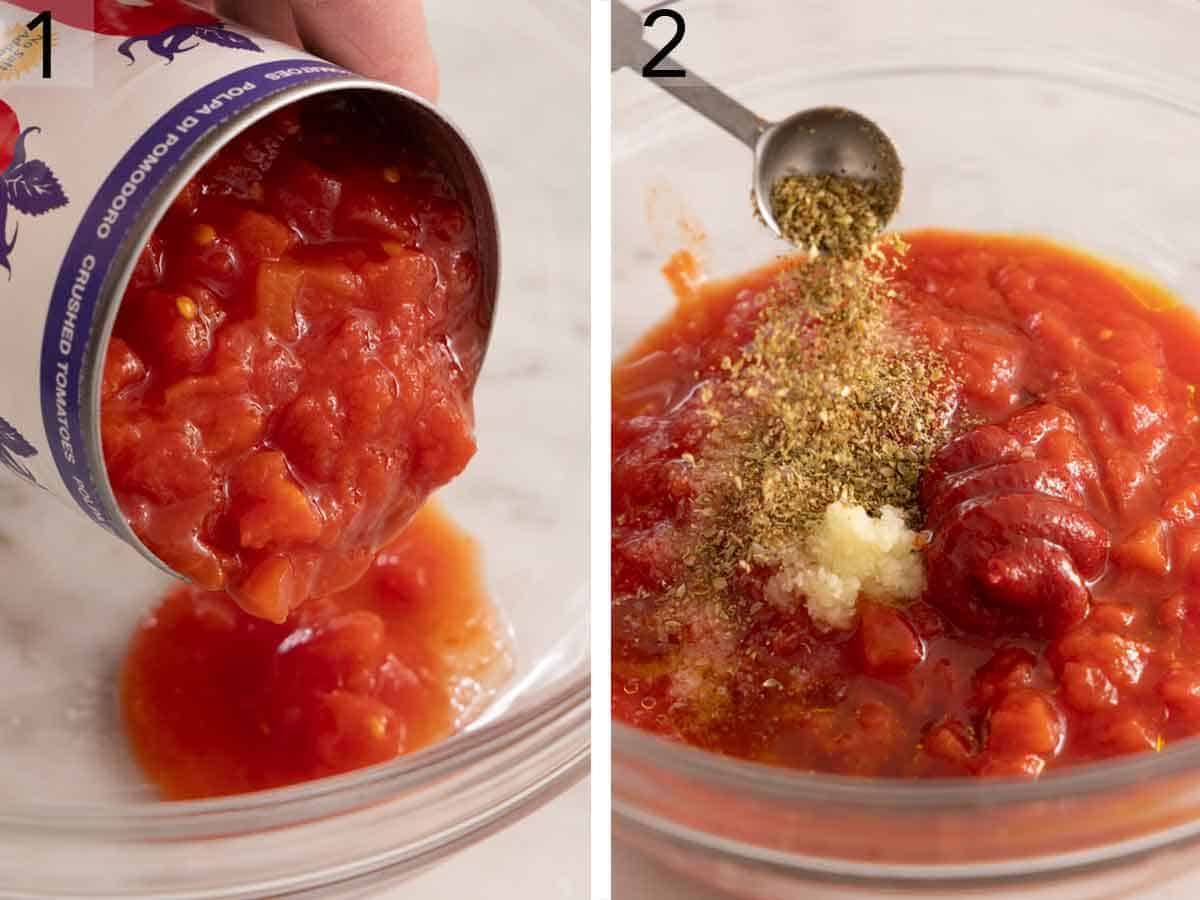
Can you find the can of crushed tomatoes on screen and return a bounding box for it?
[0,0,498,575]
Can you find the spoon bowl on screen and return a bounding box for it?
[752,106,904,239]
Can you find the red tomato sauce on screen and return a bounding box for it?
[613,231,1200,777]
[122,502,509,800]
[101,94,486,622]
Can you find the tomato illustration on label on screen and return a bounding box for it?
[6,1,262,63]
[0,415,37,484]
[0,100,69,277]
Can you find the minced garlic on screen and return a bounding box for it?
[765,501,925,630]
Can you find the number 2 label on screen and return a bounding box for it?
[641,9,685,79]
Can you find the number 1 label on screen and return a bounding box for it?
[26,10,51,79]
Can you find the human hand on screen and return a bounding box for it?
[213,0,439,101]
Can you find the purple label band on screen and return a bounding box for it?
[40,58,353,531]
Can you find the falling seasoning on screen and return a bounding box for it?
[621,235,963,732]
[767,173,900,260]
[617,214,964,733]
[680,236,960,609]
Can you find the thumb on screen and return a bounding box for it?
[289,0,440,102]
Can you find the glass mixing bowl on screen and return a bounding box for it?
[0,1,588,896]
[613,1,1200,896]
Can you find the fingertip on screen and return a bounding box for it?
[383,48,440,104]
[289,0,440,101]
[415,54,440,104]
[214,0,301,46]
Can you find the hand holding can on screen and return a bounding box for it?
[213,0,440,102]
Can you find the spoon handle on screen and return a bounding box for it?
[612,1,767,149]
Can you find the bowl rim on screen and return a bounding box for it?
[613,721,1200,809]
[613,726,1200,885]
[0,669,588,836]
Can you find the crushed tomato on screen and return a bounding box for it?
[122,502,509,800]
[101,94,487,622]
[613,231,1200,777]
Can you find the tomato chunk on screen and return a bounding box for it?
[102,95,487,619]
[122,504,509,799]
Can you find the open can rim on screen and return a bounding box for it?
[77,76,501,579]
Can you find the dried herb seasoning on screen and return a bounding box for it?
[681,237,959,607]
[767,173,900,259]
